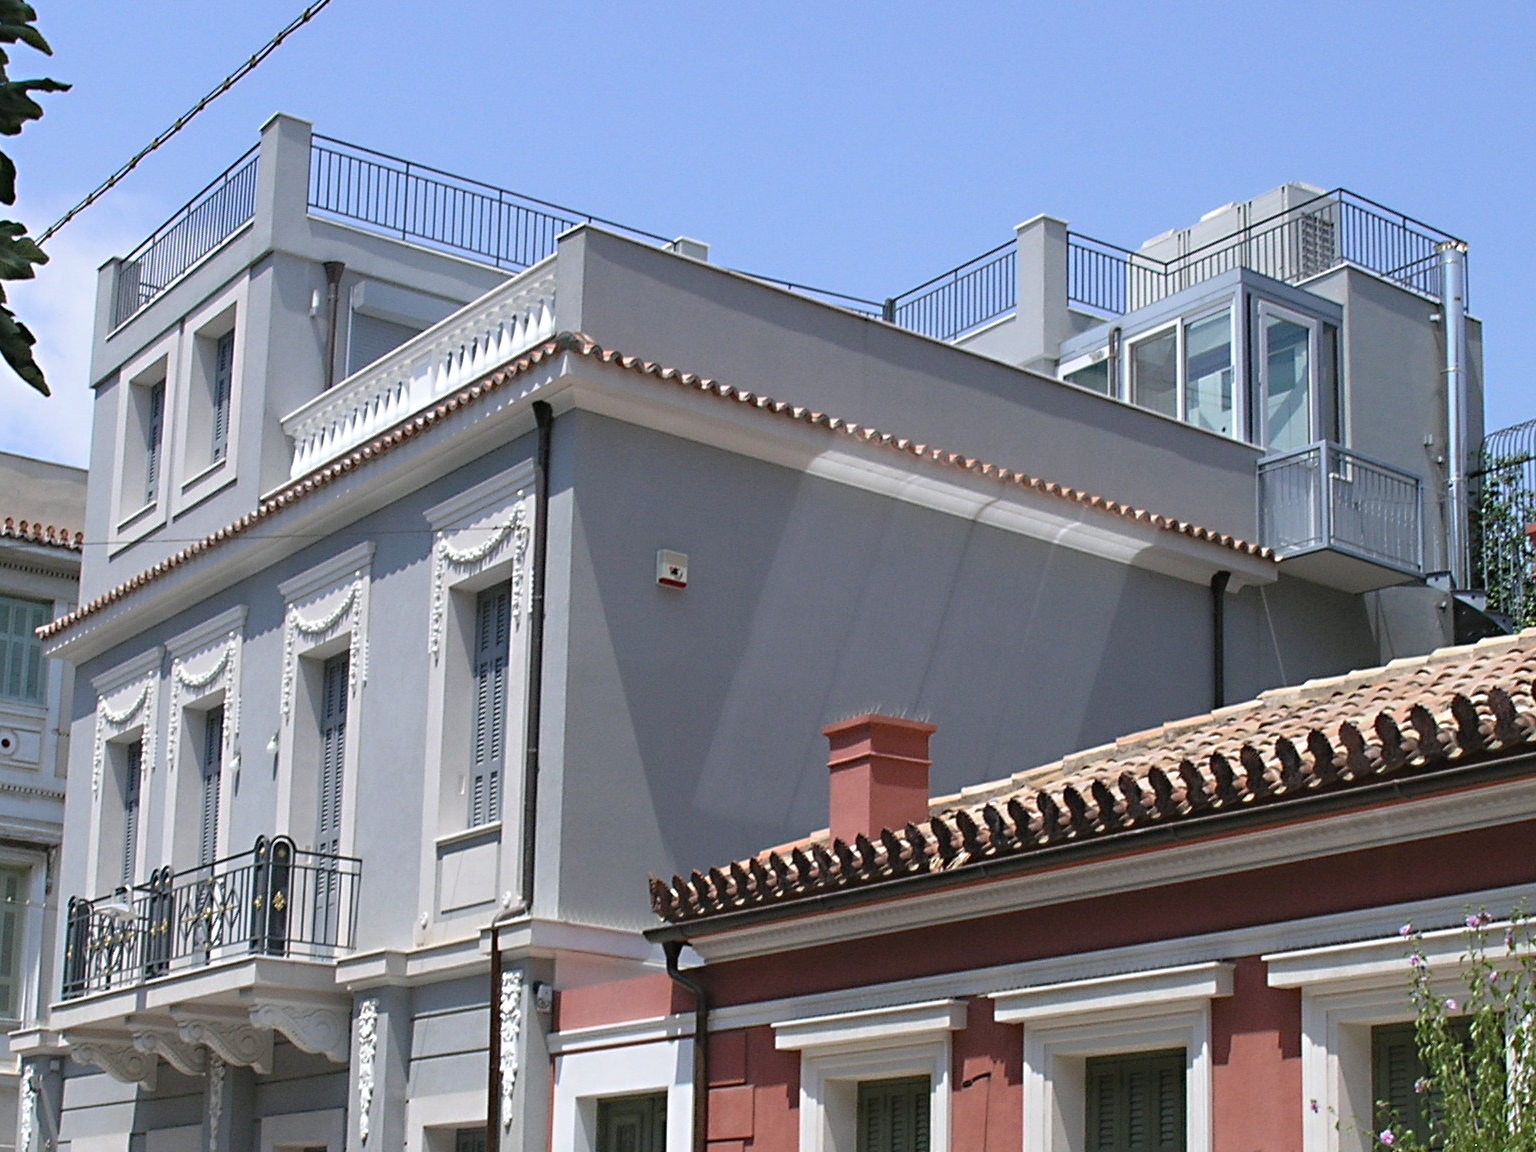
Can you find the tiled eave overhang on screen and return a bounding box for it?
[42,331,1275,660]
[648,631,1536,943]
[2,516,83,552]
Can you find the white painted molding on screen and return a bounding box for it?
[89,647,163,800]
[64,1031,158,1088]
[991,961,1234,1024]
[207,1055,225,1152]
[774,998,967,1052]
[249,999,350,1063]
[356,998,379,1143]
[18,1066,36,1152]
[277,541,377,602]
[499,972,524,1129]
[172,1007,273,1074]
[130,1022,208,1075]
[1264,919,1517,990]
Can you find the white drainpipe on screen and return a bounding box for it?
[1439,240,1470,589]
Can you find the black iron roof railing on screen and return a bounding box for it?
[61,835,360,1000]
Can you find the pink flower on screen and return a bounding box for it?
[1381,1130,1396,1147]
[1410,953,1426,969]
[1310,1099,1320,1113]
[1400,923,1415,938]
[1467,911,1492,930]
[1415,1077,1430,1095]
[1446,998,1458,1011]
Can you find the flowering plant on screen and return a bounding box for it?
[1382,910,1536,1152]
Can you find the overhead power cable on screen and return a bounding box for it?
[38,0,335,245]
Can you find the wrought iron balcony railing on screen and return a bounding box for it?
[61,836,360,1000]
[1258,440,1424,575]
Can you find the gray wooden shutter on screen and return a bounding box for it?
[144,381,165,505]
[123,740,143,885]
[317,655,348,856]
[469,585,510,827]
[211,331,234,462]
[857,1076,930,1152]
[200,706,225,865]
[1372,1019,1474,1146]
[0,867,22,1017]
[0,596,46,704]
[596,1093,667,1152]
[1085,1050,1185,1152]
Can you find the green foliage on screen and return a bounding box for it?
[1384,911,1536,1152]
[1476,456,1536,628]
[0,1,65,396]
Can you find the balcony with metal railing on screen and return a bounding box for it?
[60,835,360,1001]
[1257,440,1424,592]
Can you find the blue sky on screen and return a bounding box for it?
[5,1,1534,466]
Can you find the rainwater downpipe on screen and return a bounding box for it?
[322,261,346,391]
[664,939,709,1152]
[1211,570,1230,710]
[485,400,555,1152]
[1440,240,1470,589]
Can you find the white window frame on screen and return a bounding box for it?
[0,849,46,1024]
[549,1037,694,1152]
[111,338,179,548]
[276,542,372,860]
[774,998,966,1152]
[174,281,248,512]
[1266,925,1495,1152]
[419,466,533,933]
[86,648,163,893]
[991,962,1233,1152]
[161,607,245,873]
[1255,300,1325,453]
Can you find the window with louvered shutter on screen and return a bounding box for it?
[1372,1020,1474,1147]
[317,655,348,856]
[857,1075,931,1152]
[123,740,143,885]
[144,380,165,506]
[200,706,225,865]
[210,330,234,463]
[469,584,511,827]
[1085,1049,1186,1152]
[0,595,46,704]
[596,1092,667,1152]
[0,866,23,1018]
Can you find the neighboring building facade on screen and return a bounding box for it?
[0,452,86,1152]
[618,629,1536,1152]
[13,111,1495,1152]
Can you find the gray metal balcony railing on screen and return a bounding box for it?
[1067,190,1461,316]
[308,135,672,271]
[1258,441,1423,574]
[60,835,360,1000]
[111,146,260,328]
[885,241,1015,341]
[1473,418,1536,629]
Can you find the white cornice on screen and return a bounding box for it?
[425,460,536,529]
[990,961,1233,1025]
[688,774,1536,963]
[165,604,247,660]
[90,646,162,697]
[277,541,375,603]
[773,999,967,1052]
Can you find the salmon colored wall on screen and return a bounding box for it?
[701,817,1536,1007]
[703,1026,798,1152]
[1212,955,1303,1152]
[555,972,692,1031]
[952,997,1024,1152]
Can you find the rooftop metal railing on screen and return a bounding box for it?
[1473,418,1536,628]
[884,241,1015,341]
[308,135,673,270]
[110,146,260,328]
[61,835,360,999]
[1258,440,1423,575]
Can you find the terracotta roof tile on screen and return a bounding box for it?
[42,332,1272,641]
[1,517,83,552]
[649,629,1536,924]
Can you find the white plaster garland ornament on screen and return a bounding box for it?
[18,1067,35,1152]
[280,577,367,718]
[356,998,379,1142]
[429,505,530,660]
[207,1054,225,1152]
[499,971,524,1129]
[167,634,241,775]
[91,676,157,798]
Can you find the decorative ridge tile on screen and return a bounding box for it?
[41,331,1275,642]
[1,517,83,552]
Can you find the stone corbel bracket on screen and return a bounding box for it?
[249,998,350,1064]
[129,1021,208,1076]
[172,1007,274,1075]
[63,1030,158,1089]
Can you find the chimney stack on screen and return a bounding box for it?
[823,714,937,844]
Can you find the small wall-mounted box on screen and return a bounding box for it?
[657,550,688,589]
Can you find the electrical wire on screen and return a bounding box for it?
[37,0,336,245]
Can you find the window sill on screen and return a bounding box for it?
[435,822,501,853]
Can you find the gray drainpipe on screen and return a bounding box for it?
[1439,240,1470,588]
[664,940,709,1152]
[322,261,345,391]
[1211,571,1230,710]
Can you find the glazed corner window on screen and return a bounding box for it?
[1128,308,1234,435]
[1064,358,1112,396]
[1085,1049,1185,1152]
[1130,328,1178,420]
[0,595,48,704]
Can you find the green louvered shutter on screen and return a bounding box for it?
[200,706,225,865]
[0,596,46,704]
[1372,1020,1474,1147]
[1086,1050,1186,1152]
[857,1076,930,1152]
[469,584,510,827]
[596,1093,667,1152]
[0,866,23,1017]
[211,330,234,462]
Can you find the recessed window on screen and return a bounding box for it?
[211,330,234,463]
[1371,1020,1472,1147]
[121,739,144,887]
[596,1092,667,1152]
[858,1075,931,1152]
[470,584,512,828]
[1086,1049,1185,1152]
[0,595,47,704]
[199,705,226,866]
[0,866,25,1019]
